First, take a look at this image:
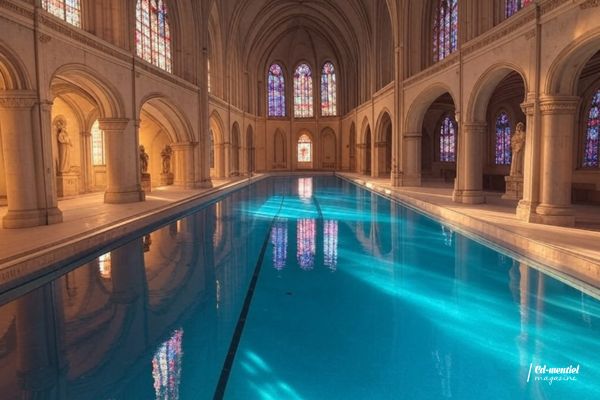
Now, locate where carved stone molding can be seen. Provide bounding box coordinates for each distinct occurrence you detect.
[539,96,580,115]
[520,101,535,116]
[462,123,487,134]
[0,91,37,108]
[580,0,600,9]
[98,118,129,132]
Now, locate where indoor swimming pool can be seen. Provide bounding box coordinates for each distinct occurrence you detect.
[0,176,598,399]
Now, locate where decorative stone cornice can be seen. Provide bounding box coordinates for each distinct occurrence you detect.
[0,91,37,108]
[403,132,422,138]
[462,122,487,134]
[539,96,580,115]
[520,101,535,116]
[98,118,129,132]
[580,0,600,9]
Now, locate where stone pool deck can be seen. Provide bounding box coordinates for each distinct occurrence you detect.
[337,173,600,293]
[1,171,599,300]
[0,176,263,299]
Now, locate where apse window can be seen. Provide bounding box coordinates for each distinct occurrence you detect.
[297,134,312,163]
[268,63,286,117]
[294,63,314,118]
[321,62,337,116]
[42,0,81,27]
[136,0,172,73]
[90,120,105,166]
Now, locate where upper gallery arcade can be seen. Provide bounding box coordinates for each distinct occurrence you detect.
[0,0,599,229]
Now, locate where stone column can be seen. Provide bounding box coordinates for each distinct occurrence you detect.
[517,100,540,221]
[453,122,486,204]
[0,91,63,228]
[402,132,422,186]
[197,48,213,188]
[98,118,145,204]
[534,96,579,226]
[171,142,197,189]
[358,143,368,175]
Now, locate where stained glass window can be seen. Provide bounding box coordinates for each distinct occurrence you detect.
[136,0,172,73]
[271,220,288,270]
[583,89,600,168]
[152,329,183,399]
[433,0,458,62]
[294,63,313,118]
[495,112,512,165]
[506,0,533,18]
[439,115,456,162]
[90,120,105,165]
[297,219,316,270]
[321,62,337,116]
[268,64,285,117]
[297,134,312,163]
[42,0,81,27]
[323,220,338,271]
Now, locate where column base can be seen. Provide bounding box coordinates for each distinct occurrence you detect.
[104,188,145,204]
[535,203,575,227]
[516,200,539,222]
[453,190,485,204]
[2,207,63,229]
[198,178,213,189]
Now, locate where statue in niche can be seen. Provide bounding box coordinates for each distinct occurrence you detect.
[56,118,73,174]
[161,145,173,174]
[510,122,526,177]
[139,145,149,174]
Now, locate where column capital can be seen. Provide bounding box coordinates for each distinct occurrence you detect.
[539,95,580,115]
[0,90,37,109]
[462,122,487,133]
[170,141,198,150]
[98,118,129,132]
[520,101,535,116]
[403,131,421,138]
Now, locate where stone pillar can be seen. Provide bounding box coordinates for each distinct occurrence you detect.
[358,143,368,175]
[517,99,539,221]
[453,122,486,204]
[197,47,213,188]
[534,96,579,226]
[171,142,197,189]
[0,91,63,228]
[98,118,145,204]
[402,132,422,186]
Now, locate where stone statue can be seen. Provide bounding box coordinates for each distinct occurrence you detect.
[510,122,526,177]
[161,145,173,174]
[139,145,149,174]
[56,118,72,173]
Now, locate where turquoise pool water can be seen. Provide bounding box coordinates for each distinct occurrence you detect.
[0,176,598,399]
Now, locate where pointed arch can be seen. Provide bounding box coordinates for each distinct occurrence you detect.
[268,63,286,117]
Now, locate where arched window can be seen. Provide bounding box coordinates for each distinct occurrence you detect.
[209,131,215,169]
[439,115,457,162]
[90,120,105,165]
[433,0,458,62]
[321,62,337,116]
[506,0,533,18]
[42,0,81,27]
[136,0,172,72]
[208,59,211,93]
[495,112,512,165]
[294,63,313,118]
[583,89,600,168]
[297,134,312,163]
[268,64,285,117]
